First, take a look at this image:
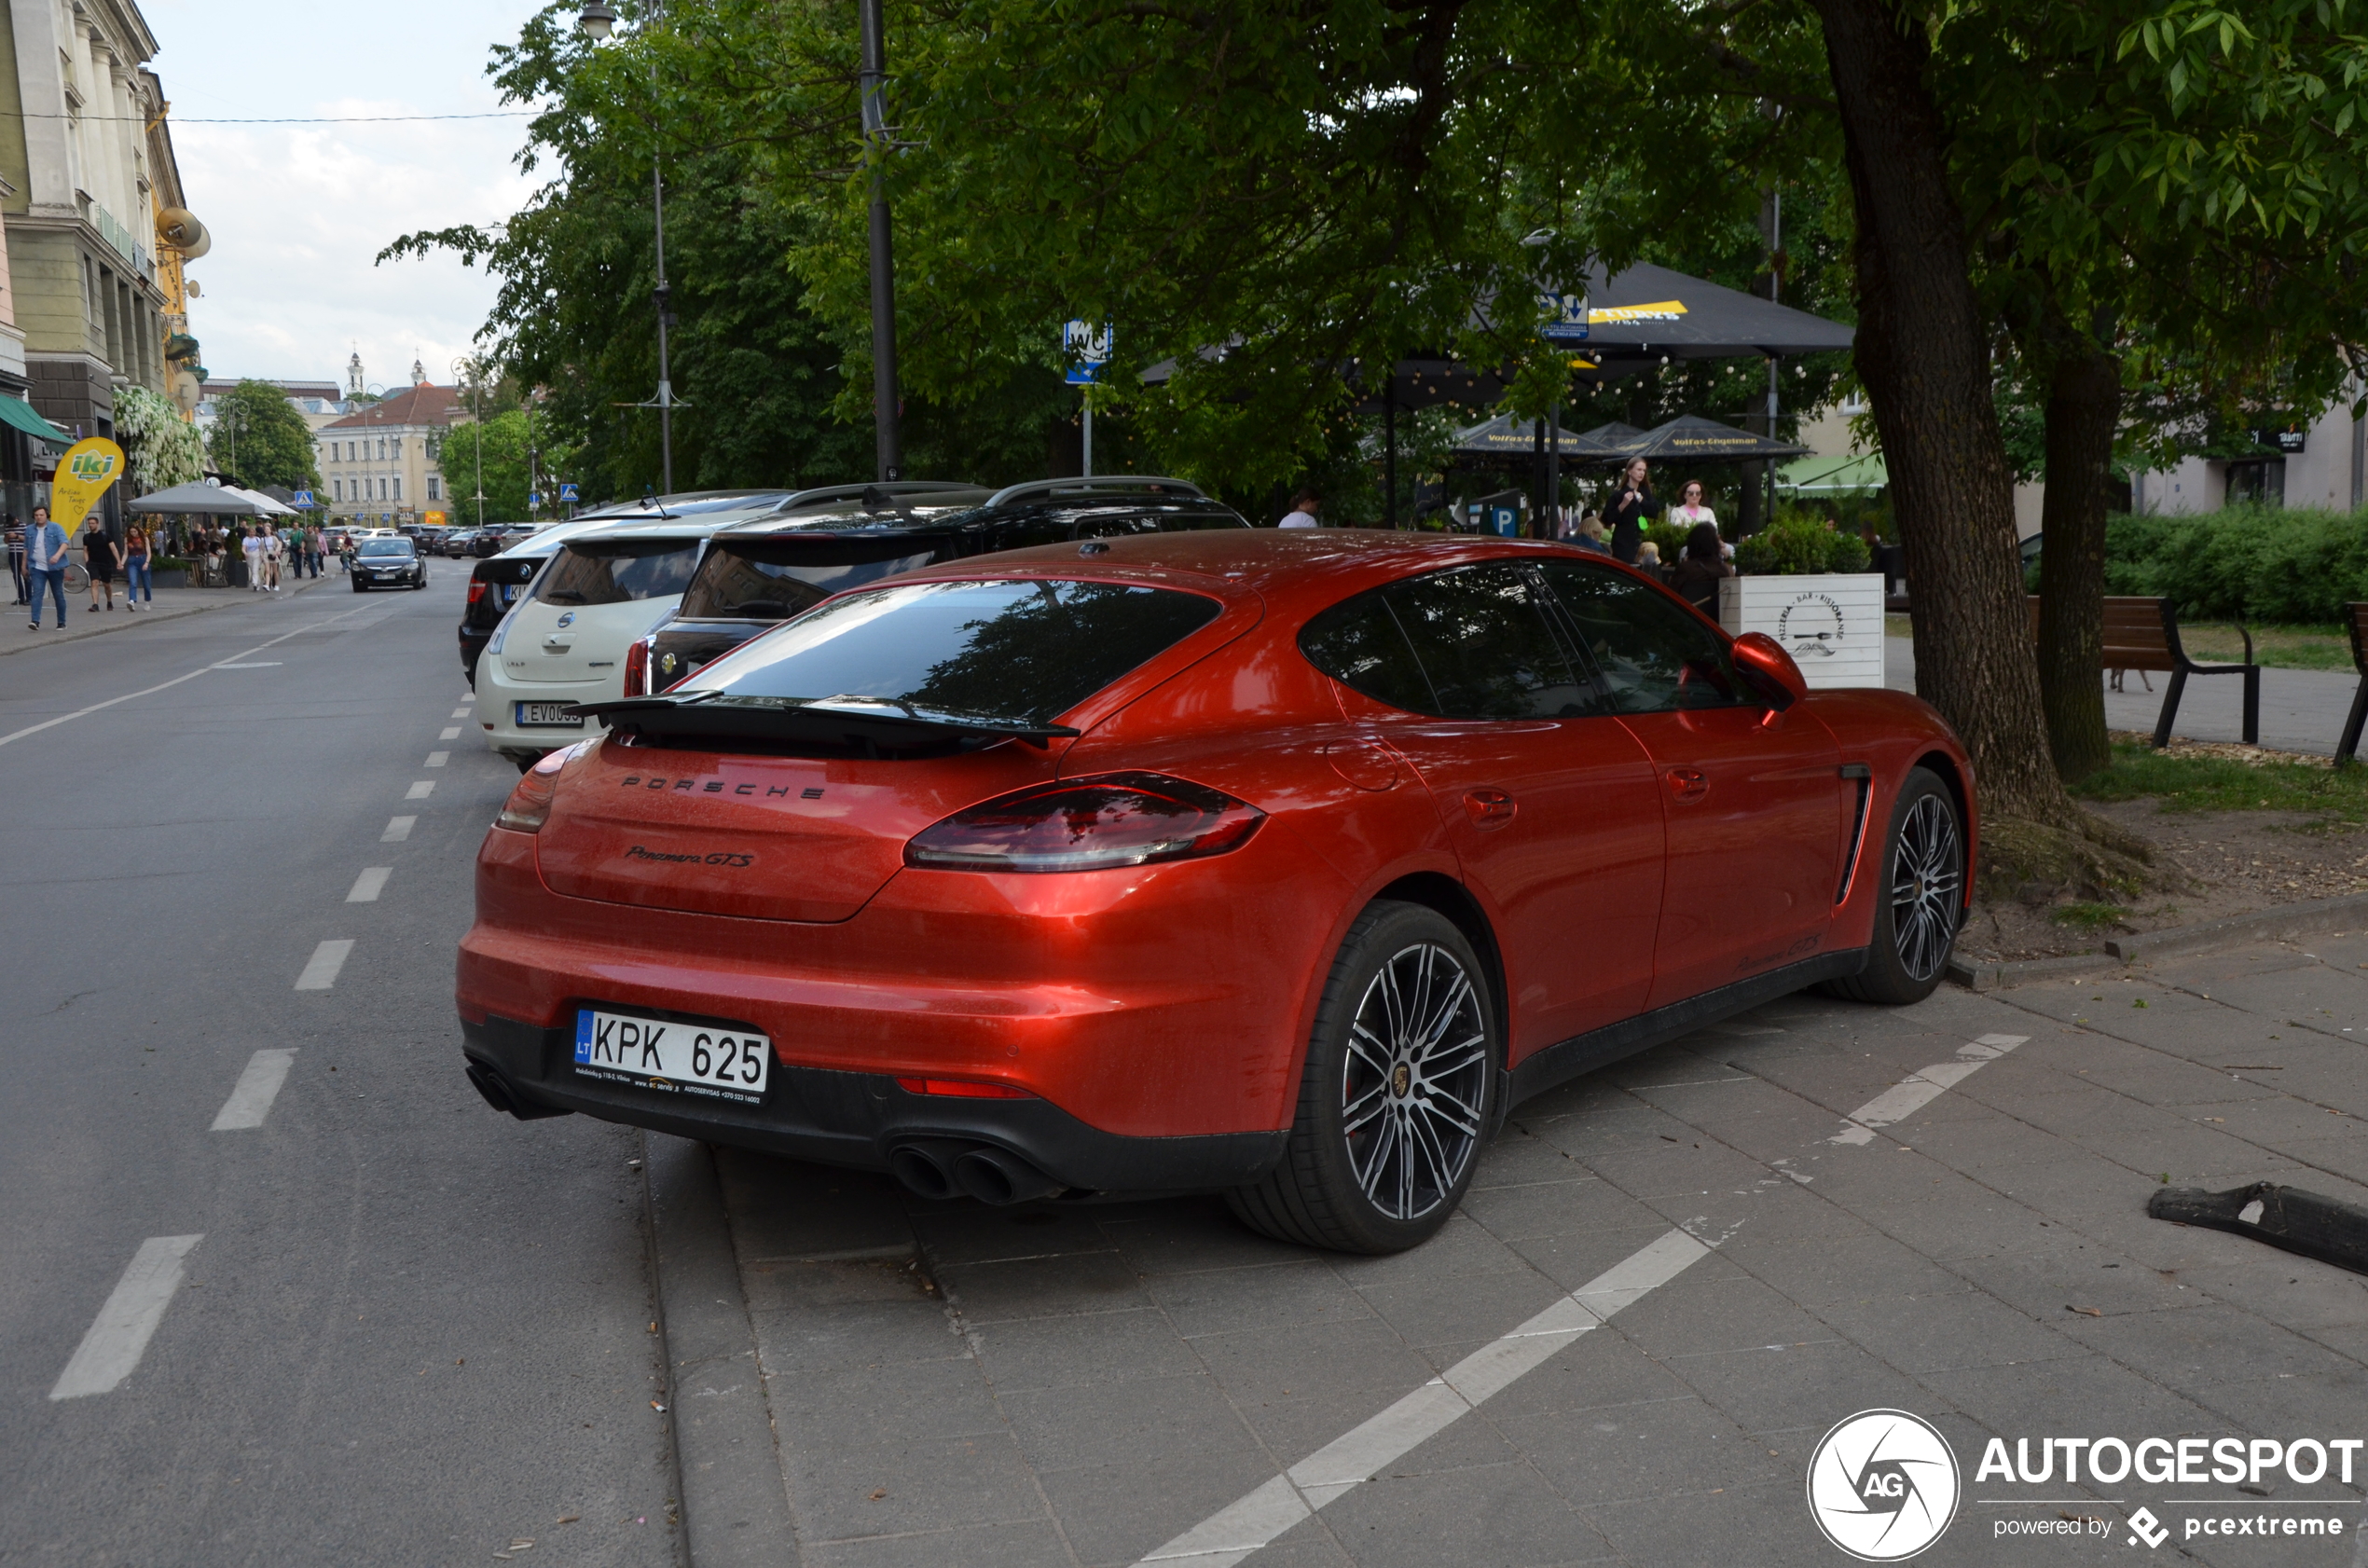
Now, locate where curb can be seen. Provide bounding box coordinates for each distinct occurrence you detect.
[0,574,337,657]
[1948,889,2368,991]
[645,1133,800,1568]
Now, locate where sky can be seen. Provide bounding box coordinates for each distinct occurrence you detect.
[143,0,550,392]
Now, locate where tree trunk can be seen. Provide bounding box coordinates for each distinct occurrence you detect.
[1812,0,2073,824]
[2033,332,2120,782]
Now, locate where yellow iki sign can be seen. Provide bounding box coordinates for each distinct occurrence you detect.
[51,437,125,536]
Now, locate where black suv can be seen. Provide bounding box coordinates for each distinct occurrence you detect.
[633,477,1247,694]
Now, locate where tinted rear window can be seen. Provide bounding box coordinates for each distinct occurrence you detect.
[686,578,1221,724]
[680,538,943,621]
[535,539,702,606]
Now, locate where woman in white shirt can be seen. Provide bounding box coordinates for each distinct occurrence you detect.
[1671,480,1717,534]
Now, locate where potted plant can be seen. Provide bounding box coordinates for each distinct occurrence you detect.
[1719,515,1884,689]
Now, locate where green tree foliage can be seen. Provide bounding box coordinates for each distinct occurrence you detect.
[205,379,321,492]
[433,409,581,526]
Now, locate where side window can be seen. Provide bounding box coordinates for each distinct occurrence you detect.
[1535,558,1751,713]
[1072,513,1161,540]
[1301,562,1602,721]
[985,518,1071,553]
[1300,593,1436,714]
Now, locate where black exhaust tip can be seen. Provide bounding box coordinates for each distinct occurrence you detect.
[888,1140,967,1200]
[953,1147,1066,1206]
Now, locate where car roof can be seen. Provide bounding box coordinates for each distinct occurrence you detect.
[882,528,1631,608]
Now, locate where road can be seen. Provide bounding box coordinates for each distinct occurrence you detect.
[0,575,678,1565]
[7,574,2367,1568]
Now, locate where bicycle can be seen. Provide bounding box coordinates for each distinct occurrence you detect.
[61,561,88,596]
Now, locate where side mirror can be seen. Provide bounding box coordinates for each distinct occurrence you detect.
[1731,631,1809,711]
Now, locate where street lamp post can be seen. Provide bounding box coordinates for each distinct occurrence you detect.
[578,0,678,494]
[859,0,902,481]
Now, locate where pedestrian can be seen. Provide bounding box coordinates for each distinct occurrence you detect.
[1634,539,1665,579]
[122,520,151,610]
[1670,480,1717,535]
[1276,488,1321,529]
[83,521,120,612]
[263,524,285,592]
[308,525,325,579]
[5,515,22,605]
[1604,458,1659,565]
[1572,512,1613,556]
[24,505,65,629]
[241,524,263,590]
[1669,521,1735,615]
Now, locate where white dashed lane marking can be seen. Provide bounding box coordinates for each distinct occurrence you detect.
[380,816,415,843]
[50,1235,203,1399]
[294,940,353,991]
[438,726,461,740]
[449,707,471,719]
[346,867,391,903]
[1135,1226,1716,1566]
[425,751,449,767]
[405,781,434,800]
[211,1049,296,1131]
[1830,1033,2030,1145]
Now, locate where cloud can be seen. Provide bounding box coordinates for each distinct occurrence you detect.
[145,0,548,389]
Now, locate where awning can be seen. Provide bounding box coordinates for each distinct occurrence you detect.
[1778,451,1888,493]
[0,394,70,450]
[1545,264,1857,361]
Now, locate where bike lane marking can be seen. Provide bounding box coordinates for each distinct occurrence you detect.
[1134,1225,1717,1566]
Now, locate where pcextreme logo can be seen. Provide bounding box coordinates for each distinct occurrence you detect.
[1808,1410,1962,1561]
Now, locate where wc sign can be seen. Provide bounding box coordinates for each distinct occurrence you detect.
[1064,319,1112,384]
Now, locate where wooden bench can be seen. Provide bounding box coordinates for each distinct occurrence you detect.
[2030,595,2258,748]
[2338,604,2368,766]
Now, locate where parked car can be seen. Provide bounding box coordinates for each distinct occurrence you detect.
[455,496,787,687]
[633,476,1244,695]
[469,494,821,766]
[442,529,483,557]
[458,530,1975,1253]
[350,535,427,591]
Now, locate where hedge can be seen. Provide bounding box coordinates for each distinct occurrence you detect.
[2097,505,2368,625]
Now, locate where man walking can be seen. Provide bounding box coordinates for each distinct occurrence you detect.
[25,506,65,629]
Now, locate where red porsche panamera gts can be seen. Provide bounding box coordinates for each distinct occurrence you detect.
[458,530,1974,1253]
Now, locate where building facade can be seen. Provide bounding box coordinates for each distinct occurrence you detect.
[318,364,462,526]
[0,0,191,446]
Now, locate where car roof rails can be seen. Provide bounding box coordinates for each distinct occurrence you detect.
[773,480,987,515]
[980,475,1209,509]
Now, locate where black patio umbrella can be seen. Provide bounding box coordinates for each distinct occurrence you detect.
[1608,414,1810,461]
[1449,413,1615,460]
[1544,263,1856,364]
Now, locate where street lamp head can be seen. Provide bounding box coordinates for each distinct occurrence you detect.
[576,1,617,39]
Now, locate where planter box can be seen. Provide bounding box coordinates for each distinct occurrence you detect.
[1718,572,1887,690]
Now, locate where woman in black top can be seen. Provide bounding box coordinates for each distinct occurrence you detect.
[1668,521,1734,615]
[1604,458,1659,565]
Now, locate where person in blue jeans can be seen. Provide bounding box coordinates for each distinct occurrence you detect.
[123,522,152,608]
[25,506,65,629]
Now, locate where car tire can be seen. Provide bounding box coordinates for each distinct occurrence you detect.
[351,583,365,593]
[1227,901,1498,1254]
[1821,766,1964,1006]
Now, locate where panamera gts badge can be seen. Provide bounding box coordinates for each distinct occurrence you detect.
[626,845,754,867]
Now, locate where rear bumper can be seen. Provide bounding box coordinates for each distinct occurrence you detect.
[473,659,604,755]
[461,1011,1285,1192]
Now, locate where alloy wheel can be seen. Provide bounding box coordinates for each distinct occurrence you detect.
[1341,942,1489,1221]
[1890,793,1962,983]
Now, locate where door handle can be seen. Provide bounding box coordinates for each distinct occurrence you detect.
[1462,789,1517,829]
[1664,767,1709,803]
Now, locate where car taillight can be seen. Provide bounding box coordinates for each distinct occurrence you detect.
[894,1076,1037,1099]
[466,581,488,605]
[624,637,651,697]
[495,745,576,832]
[905,772,1263,873]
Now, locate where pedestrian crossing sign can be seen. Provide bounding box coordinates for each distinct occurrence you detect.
[294,489,314,507]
